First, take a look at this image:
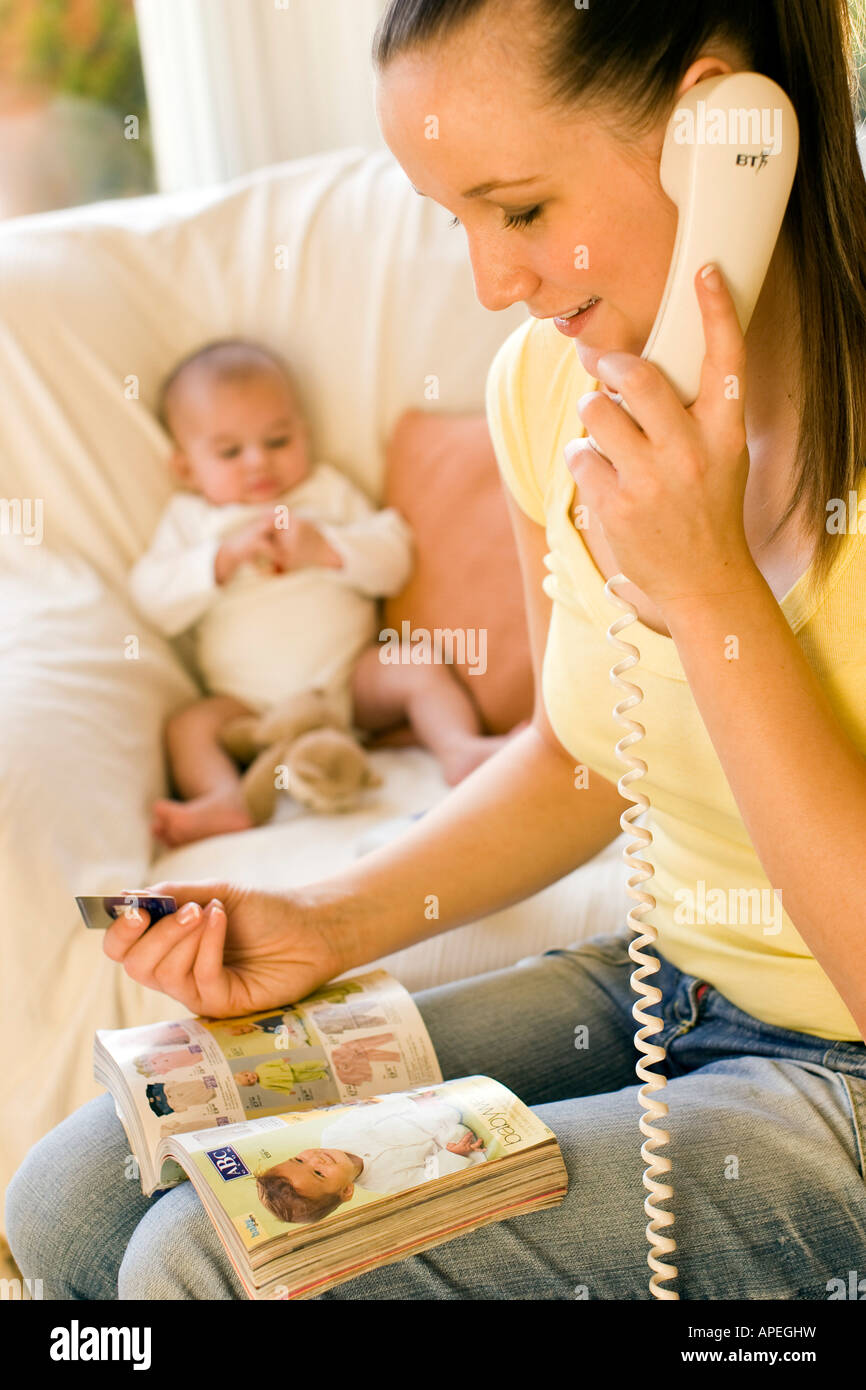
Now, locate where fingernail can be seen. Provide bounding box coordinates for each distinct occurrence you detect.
[564,438,587,466]
[177,903,201,925]
[701,264,722,291]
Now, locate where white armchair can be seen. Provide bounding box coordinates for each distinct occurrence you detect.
[0,147,630,1205]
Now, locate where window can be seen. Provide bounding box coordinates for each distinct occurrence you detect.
[0,0,154,218]
[852,0,866,124]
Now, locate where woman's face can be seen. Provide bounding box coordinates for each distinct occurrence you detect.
[376,20,729,380]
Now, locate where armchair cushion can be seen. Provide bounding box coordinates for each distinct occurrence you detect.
[382,410,533,735]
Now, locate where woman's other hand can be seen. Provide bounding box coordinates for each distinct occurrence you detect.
[565,263,757,618]
[102,881,349,1017]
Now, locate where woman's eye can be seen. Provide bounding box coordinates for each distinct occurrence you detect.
[448,206,542,231]
[502,206,542,230]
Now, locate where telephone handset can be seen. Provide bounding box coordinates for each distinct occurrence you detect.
[582,71,799,1299]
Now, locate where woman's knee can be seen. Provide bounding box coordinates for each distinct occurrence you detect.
[5,1150,46,1286]
[5,1092,140,1299]
[118,1188,246,1301]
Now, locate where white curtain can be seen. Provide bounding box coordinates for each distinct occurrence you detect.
[134,0,390,192]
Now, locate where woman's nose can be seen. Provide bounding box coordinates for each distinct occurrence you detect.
[464,234,538,313]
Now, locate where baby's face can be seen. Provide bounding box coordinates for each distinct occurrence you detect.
[267,1148,362,1199]
[170,368,312,505]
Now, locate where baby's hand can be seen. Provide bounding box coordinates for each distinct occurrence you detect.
[446,1132,485,1158]
[215,514,281,584]
[272,513,343,572]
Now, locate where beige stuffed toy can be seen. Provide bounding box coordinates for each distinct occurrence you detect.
[218,689,382,823]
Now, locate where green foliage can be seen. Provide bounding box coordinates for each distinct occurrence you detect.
[6,0,148,117]
[851,0,866,123]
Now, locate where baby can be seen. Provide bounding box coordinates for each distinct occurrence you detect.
[130,339,521,846]
[255,1091,487,1224]
[233,1058,330,1093]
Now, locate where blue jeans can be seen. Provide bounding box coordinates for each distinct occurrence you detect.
[7,930,866,1300]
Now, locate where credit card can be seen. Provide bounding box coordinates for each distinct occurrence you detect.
[75,894,178,930]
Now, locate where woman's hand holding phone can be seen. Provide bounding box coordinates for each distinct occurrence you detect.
[101,880,349,1018]
[565,264,758,619]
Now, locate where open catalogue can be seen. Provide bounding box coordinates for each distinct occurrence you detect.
[94,969,568,1299]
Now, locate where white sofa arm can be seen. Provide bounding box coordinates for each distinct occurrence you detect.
[0,548,199,1203]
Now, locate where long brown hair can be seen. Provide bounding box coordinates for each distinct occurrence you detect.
[373,0,866,590]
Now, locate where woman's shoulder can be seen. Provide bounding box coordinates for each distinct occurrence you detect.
[485,314,597,526]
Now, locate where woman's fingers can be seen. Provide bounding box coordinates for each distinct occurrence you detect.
[110,881,232,951]
[134,880,227,908]
[590,351,688,460]
[563,436,617,517]
[103,898,207,970]
[691,264,748,448]
[126,900,232,1016]
[191,903,233,1009]
[148,903,225,1008]
[575,388,648,465]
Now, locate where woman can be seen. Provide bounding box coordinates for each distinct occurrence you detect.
[7,0,866,1300]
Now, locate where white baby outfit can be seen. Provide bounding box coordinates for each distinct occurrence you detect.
[320,1093,487,1195]
[129,462,413,721]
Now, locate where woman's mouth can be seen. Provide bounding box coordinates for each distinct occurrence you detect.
[552,296,601,337]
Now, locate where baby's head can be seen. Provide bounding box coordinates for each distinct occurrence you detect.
[255,1148,363,1224]
[157,339,312,505]
[233,1070,261,1086]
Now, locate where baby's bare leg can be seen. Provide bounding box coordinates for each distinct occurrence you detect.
[152,695,255,847]
[350,644,527,786]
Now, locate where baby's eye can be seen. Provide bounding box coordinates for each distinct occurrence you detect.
[266,436,291,449]
[218,446,241,460]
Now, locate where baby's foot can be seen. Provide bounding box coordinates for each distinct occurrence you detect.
[439,720,530,787]
[151,792,254,848]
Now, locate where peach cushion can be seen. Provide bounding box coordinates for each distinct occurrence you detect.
[382,410,533,735]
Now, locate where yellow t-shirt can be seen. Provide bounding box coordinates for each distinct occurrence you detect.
[486,313,866,1041]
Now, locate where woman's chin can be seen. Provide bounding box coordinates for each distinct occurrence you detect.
[574,342,606,380]
[575,336,645,383]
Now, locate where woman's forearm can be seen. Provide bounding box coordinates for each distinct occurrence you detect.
[664,568,866,1040]
[301,724,625,971]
